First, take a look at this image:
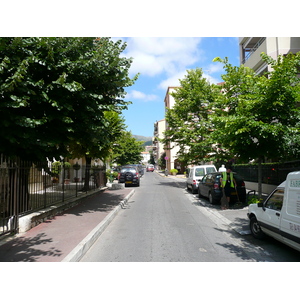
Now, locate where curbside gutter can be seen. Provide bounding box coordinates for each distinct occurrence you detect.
[62,189,135,262]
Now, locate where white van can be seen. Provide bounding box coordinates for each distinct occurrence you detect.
[248,171,300,252]
[186,165,217,194]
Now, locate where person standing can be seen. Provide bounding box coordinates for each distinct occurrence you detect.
[220,165,236,210]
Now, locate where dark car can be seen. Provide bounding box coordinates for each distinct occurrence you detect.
[130,164,144,177]
[198,172,246,204]
[118,166,140,187]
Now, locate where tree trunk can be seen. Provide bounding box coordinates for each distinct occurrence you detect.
[257,157,263,199]
[83,155,92,191]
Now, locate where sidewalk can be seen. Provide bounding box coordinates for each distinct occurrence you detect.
[0,188,134,262]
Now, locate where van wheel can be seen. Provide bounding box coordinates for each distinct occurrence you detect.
[250,216,265,239]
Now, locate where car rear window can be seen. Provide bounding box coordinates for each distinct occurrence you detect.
[195,168,205,176]
[206,167,216,174]
[121,168,136,173]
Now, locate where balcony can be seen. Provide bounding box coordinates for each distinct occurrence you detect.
[241,37,266,64]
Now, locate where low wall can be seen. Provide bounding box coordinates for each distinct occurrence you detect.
[245,181,277,195]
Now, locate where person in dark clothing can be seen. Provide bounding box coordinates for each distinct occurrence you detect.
[220,165,236,210]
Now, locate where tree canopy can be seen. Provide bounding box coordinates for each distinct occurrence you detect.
[0,37,138,162]
[163,68,218,165]
[111,131,144,166]
[212,54,300,163]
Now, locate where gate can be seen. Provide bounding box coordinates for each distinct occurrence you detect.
[0,155,19,235]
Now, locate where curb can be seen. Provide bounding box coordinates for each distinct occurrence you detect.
[62,189,135,262]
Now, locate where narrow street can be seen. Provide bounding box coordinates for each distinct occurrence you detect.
[80,172,262,262]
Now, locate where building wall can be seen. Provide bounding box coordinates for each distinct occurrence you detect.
[164,87,180,171]
[240,37,300,74]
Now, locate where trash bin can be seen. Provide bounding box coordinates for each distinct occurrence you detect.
[165,169,168,176]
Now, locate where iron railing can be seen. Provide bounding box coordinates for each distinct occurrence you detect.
[0,155,106,236]
[234,160,300,185]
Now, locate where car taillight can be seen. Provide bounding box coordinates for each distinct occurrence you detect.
[193,180,197,185]
[241,182,245,187]
[214,183,219,189]
[118,173,121,179]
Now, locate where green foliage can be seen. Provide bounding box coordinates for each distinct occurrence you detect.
[170,168,178,175]
[247,196,263,205]
[212,53,300,163]
[111,131,144,166]
[0,37,137,161]
[106,169,118,183]
[163,68,218,165]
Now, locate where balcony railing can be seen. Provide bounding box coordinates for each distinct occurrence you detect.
[242,37,266,64]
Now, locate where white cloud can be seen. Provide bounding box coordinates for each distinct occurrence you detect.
[158,70,187,90]
[123,37,203,77]
[126,90,159,102]
[158,69,221,89]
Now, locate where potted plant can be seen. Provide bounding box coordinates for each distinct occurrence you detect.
[51,161,62,183]
[106,169,118,183]
[63,162,71,184]
[170,168,178,176]
[72,163,81,182]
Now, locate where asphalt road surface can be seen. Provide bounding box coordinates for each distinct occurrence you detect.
[80,171,261,262]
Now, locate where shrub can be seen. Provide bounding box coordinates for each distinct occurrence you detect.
[170,168,178,175]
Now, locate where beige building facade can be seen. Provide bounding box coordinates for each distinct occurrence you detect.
[239,37,300,75]
[153,119,166,168]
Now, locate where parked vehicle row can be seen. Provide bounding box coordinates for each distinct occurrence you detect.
[186,164,246,204]
[186,165,217,193]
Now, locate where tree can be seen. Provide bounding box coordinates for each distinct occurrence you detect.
[212,54,300,196]
[111,131,144,166]
[0,37,137,162]
[163,68,217,165]
[0,37,138,198]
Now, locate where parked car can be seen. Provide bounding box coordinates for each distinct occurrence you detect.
[198,172,246,204]
[131,164,144,177]
[118,166,140,187]
[146,164,154,172]
[247,171,300,252]
[186,165,217,194]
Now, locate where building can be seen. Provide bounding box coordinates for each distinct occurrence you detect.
[140,151,150,164]
[239,37,300,75]
[153,119,166,168]
[163,87,183,172]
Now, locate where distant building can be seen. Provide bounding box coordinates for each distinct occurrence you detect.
[153,119,166,168]
[163,87,183,172]
[141,151,150,164]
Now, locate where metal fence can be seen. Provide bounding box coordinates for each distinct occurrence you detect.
[234,160,300,185]
[0,155,106,236]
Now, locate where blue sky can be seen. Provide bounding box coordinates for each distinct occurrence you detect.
[114,37,240,137]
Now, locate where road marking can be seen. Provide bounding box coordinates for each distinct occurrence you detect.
[199,247,207,252]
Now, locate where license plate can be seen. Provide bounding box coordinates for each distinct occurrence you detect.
[231,191,237,195]
[125,181,132,184]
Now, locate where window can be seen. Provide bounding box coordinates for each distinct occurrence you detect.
[195,168,205,176]
[265,189,284,211]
